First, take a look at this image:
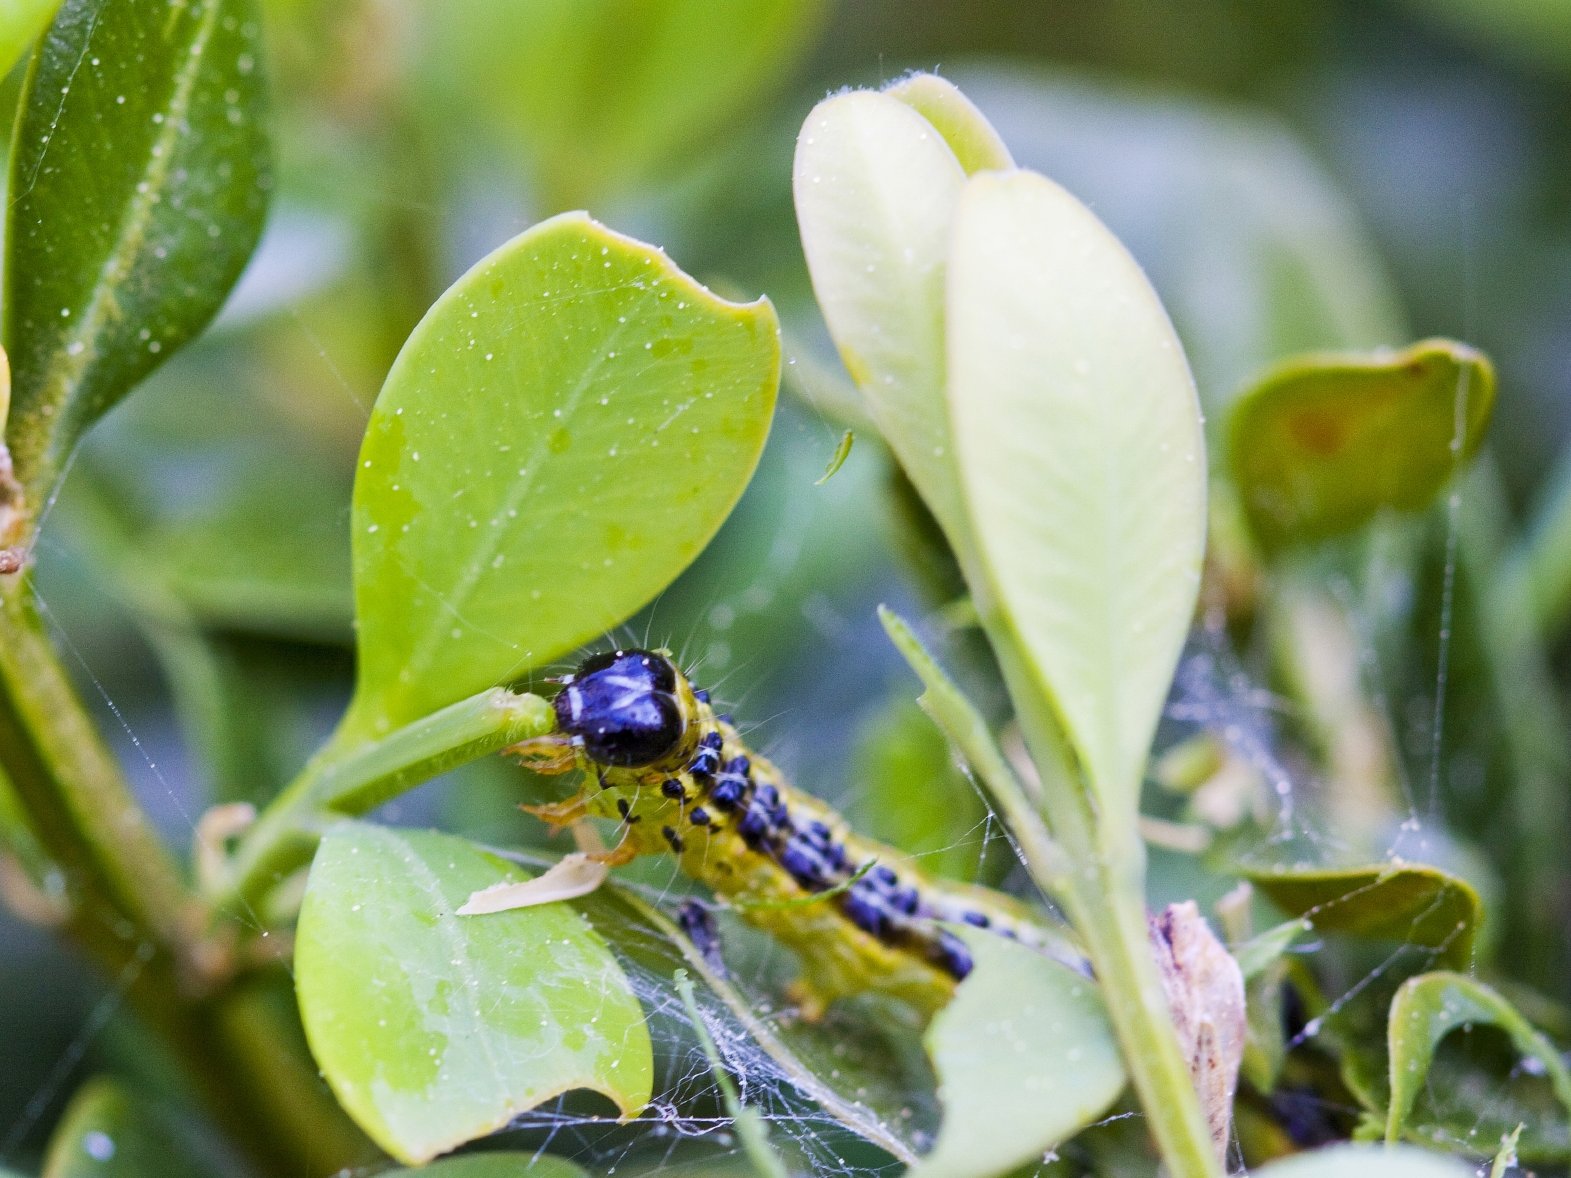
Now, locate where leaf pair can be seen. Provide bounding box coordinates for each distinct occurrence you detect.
[796,73,1206,815]
[797,76,1209,1173]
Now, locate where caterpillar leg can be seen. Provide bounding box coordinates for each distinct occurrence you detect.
[505,733,577,774]
[521,796,592,831]
[586,836,641,868]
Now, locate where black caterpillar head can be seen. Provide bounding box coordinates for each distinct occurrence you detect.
[554,649,686,767]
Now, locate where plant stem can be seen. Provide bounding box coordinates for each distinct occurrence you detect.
[995,635,1223,1178]
[1057,823,1222,1178]
[0,573,192,952]
[0,569,372,1175]
[224,686,554,912]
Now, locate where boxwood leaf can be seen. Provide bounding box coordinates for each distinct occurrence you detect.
[1250,1143,1474,1178]
[794,88,971,552]
[910,929,1124,1178]
[946,170,1206,810]
[1241,862,1480,970]
[1385,971,1571,1146]
[347,212,777,737]
[4,0,271,501]
[295,823,652,1165]
[41,1078,208,1178]
[883,73,1014,175]
[1228,339,1494,554]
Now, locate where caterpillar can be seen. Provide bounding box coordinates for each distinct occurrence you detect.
[513,648,1074,1019]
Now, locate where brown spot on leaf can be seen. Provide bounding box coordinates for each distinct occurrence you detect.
[1286,409,1345,456]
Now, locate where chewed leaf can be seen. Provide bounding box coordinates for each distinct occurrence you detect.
[910,930,1124,1178]
[1228,338,1494,553]
[295,823,651,1165]
[946,170,1207,811]
[4,0,271,500]
[458,852,607,914]
[1241,862,1481,970]
[348,211,777,736]
[1250,1143,1475,1178]
[1385,971,1571,1146]
[41,1078,207,1178]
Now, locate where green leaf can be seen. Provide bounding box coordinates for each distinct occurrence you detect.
[41,1078,208,1178]
[910,930,1124,1178]
[1491,1125,1524,1178]
[794,87,971,552]
[814,427,853,485]
[1385,971,1571,1146]
[294,823,652,1165]
[1231,917,1312,982]
[0,0,57,80]
[419,0,827,208]
[1249,1143,1475,1178]
[884,73,1014,174]
[848,694,987,882]
[1241,862,1481,970]
[381,1154,590,1178]
[946,169,1207,810]
[1228,339,1495,554]
[4,0,271,500]
[877,604,1072,898]
[347,211,778,736]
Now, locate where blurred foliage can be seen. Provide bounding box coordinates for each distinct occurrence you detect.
[3,0,1571,1176]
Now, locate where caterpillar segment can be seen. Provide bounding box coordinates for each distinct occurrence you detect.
[512,648,1076,1020]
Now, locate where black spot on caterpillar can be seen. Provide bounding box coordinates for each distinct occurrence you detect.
[515,648,1076,1019]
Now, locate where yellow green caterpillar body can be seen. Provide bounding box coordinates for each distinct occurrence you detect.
[516,648,1071,1019]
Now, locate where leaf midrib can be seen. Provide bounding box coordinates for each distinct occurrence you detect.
[23,0,222,487]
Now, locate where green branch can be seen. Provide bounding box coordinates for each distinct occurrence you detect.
[0,573,192,953]
[992,630,1223,1178]
[0,569,372,1175]
[223,686,554,912]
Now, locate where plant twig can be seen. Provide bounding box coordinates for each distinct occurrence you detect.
[992,631,1224,1178]
[224,686,554,911]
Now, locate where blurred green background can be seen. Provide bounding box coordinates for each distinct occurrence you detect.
[5,0,1571,1167]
